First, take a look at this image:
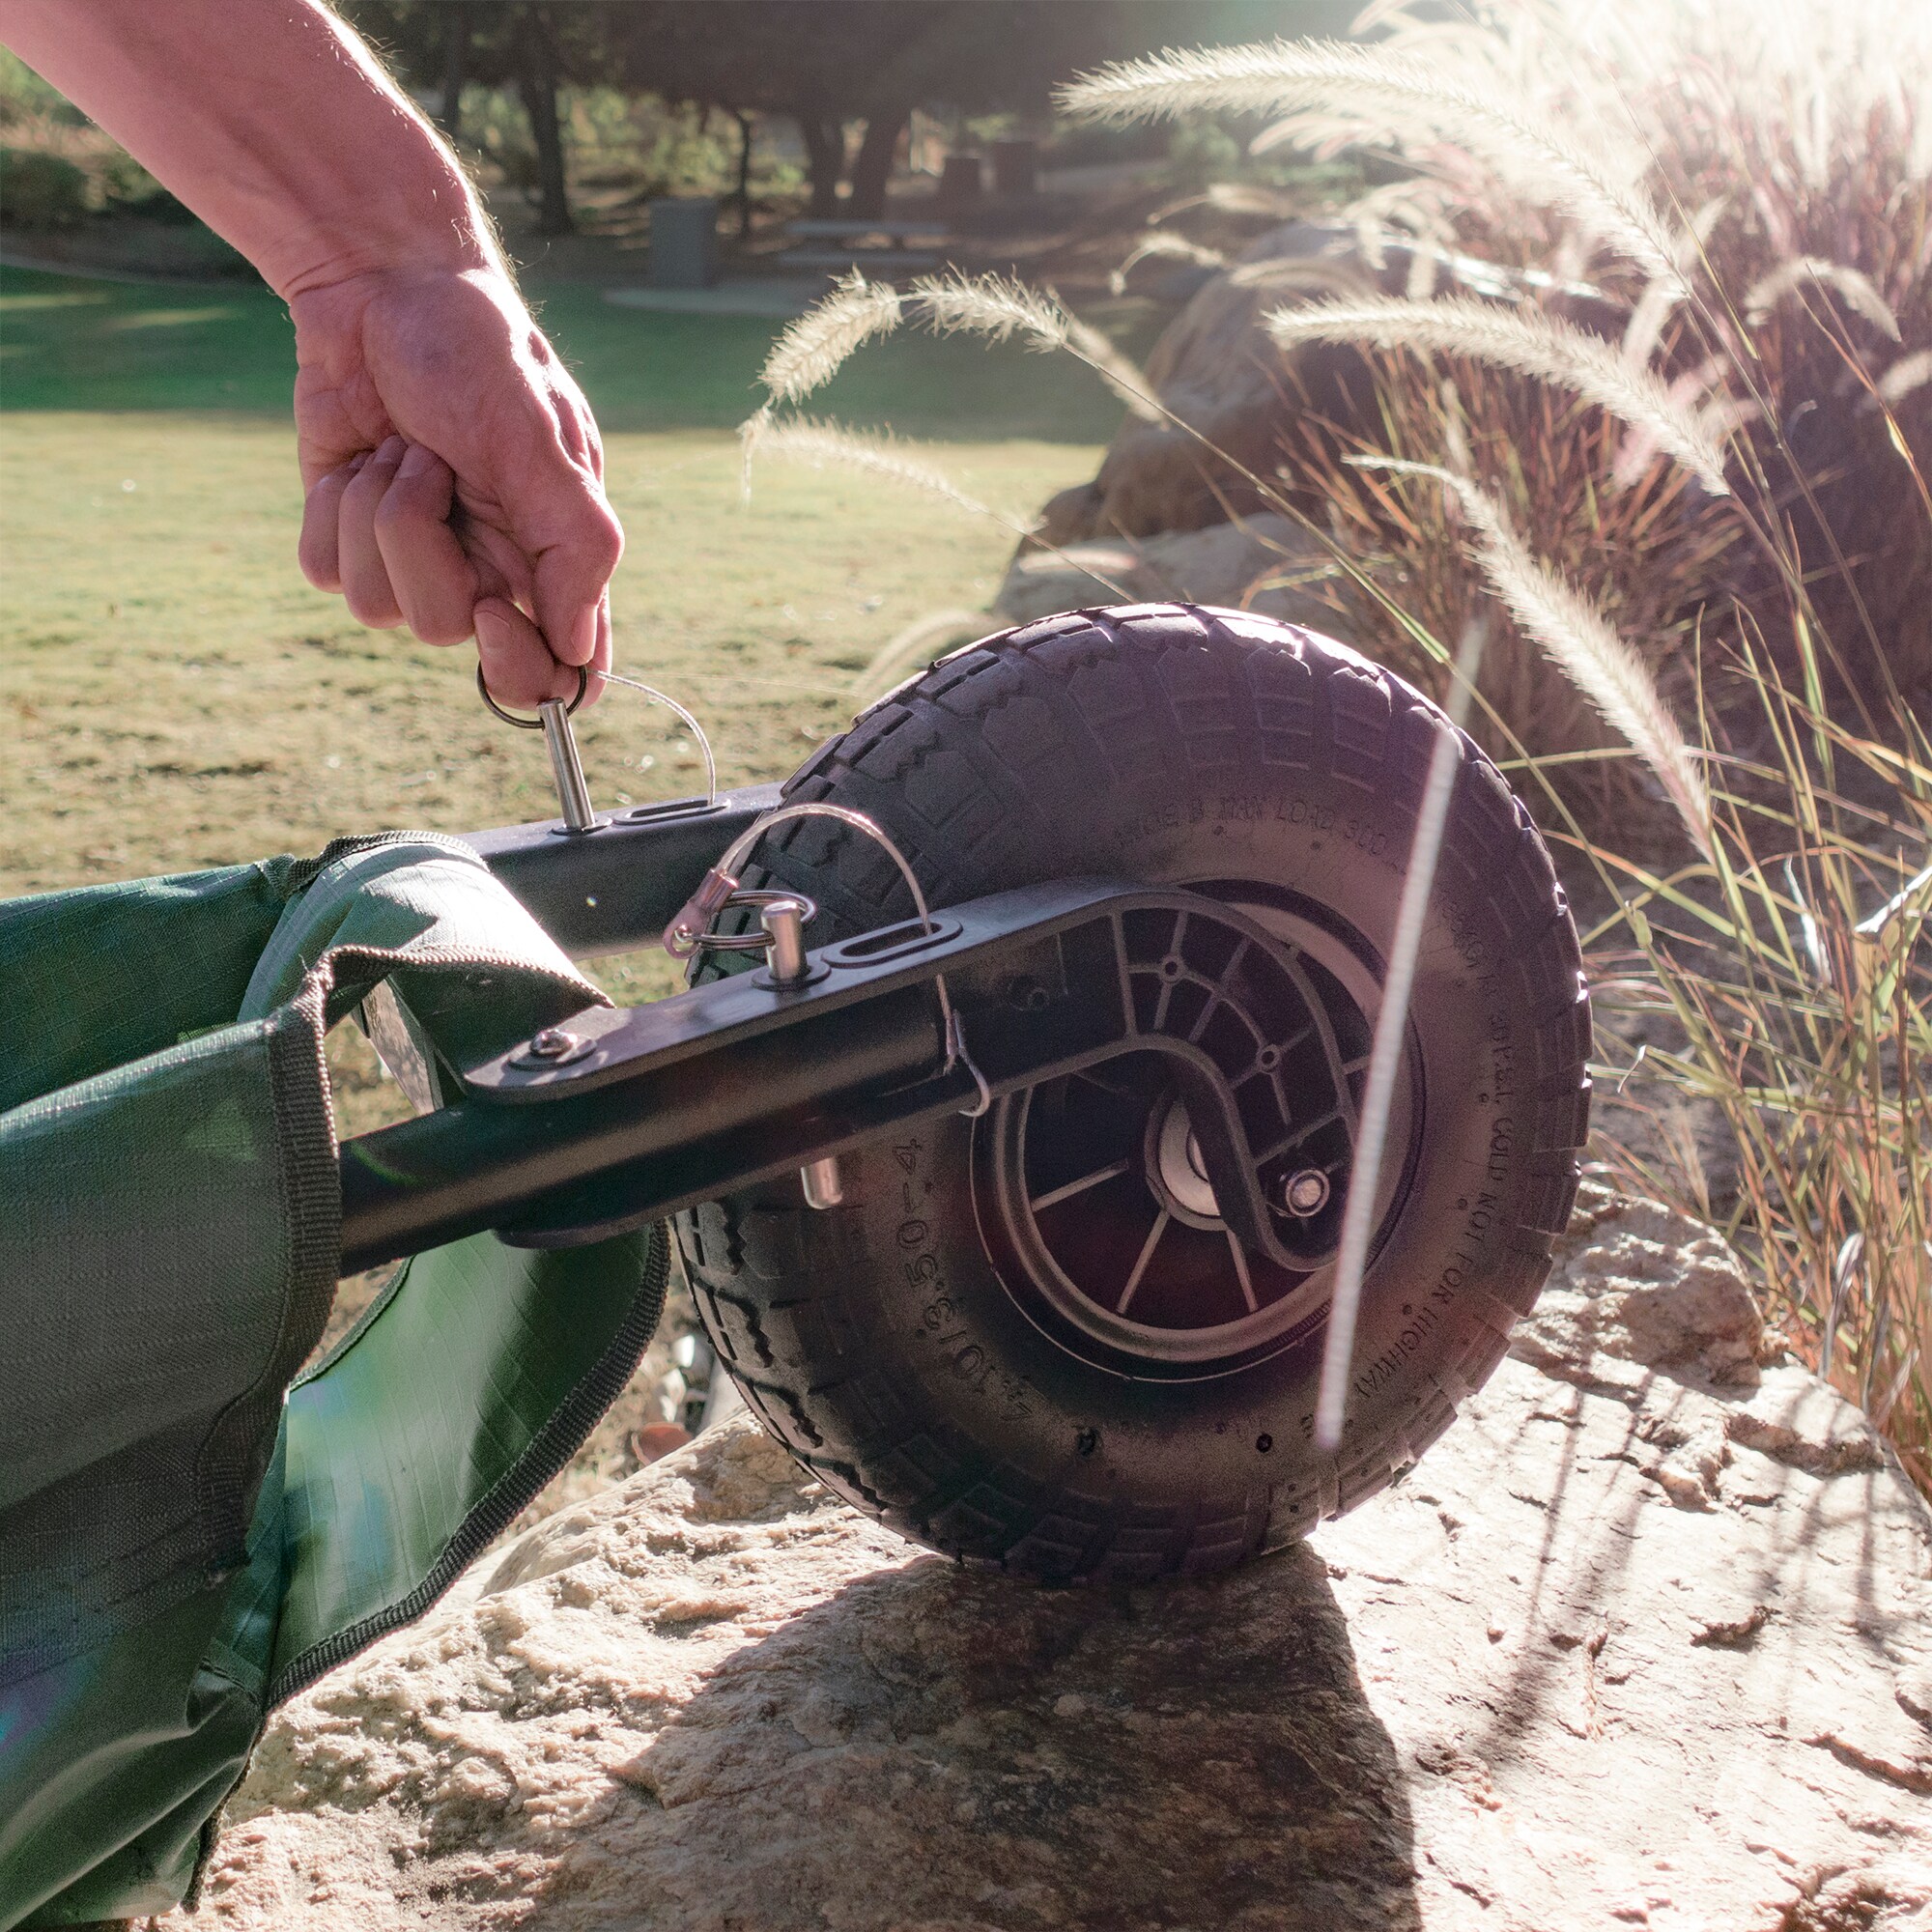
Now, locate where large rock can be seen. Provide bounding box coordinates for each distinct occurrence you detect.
[993,511,1344,632]
[1036,220,1382,549]
[170,1188,1932,1932]
[1035,220,1618,554]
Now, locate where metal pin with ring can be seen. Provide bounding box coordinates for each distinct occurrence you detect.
[476,664,599,834]
[756,895,845,1210]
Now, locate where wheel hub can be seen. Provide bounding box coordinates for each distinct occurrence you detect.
[973,888,1419,1379]
[1148,1097,1223,1230]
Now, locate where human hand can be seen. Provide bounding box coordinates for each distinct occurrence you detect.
[290,266,620,706]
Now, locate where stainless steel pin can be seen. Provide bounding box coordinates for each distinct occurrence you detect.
[800,1158,845,1209]
[538,696,598,833]
[760,898,842,1209]
[761,898,810,987]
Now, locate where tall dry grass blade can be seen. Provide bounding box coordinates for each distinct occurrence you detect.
[747,415,1139,609]
[1060,39,1686,292]
[756,270,904,408]
[748,417,994,520]
[1267,295,1734,494]
[1344,179,1459,269]
[908,271,1072,352]
[1316,619,1489,1452]
[1111,231,1229,296]
[737,406,770,505]
[1623,273,1686,368]
[1355,455,1717,857]
[852,610,990,700]
[1059,313,1162,423]
[1745,256,1902,341]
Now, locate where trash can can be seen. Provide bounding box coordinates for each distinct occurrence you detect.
[990,138,1040,197]
[937,154,984,206]
[647,195,719,288]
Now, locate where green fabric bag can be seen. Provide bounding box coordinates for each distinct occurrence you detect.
[0,836,668,1928]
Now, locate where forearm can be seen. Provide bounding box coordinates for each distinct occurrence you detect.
[0,0,500,296]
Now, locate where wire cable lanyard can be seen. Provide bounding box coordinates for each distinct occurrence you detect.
[476,664,719,834]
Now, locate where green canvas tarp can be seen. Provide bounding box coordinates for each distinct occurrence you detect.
[0,834,668,1927]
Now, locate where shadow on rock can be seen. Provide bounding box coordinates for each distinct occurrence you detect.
[593,1541,1420,1932]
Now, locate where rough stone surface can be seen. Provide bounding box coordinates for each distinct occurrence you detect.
[1034,220,1383,548]
[1512,1186,1773,1395]
[166,1190,1932,1932]
[1032,219,1619,555]
[993,511,1343,634]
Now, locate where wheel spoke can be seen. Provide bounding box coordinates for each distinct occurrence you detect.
[1189,939,1247,1041]
[1117,1208,1171,1314]
[1226,1231,1259,1313]
[1030,1159,1133,1214]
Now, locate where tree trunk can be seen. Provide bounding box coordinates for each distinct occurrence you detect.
[733,109,756,239]
[439,3,470,142]
[517,8,573,237]
[846,107,909,222]
[799,117,846,220]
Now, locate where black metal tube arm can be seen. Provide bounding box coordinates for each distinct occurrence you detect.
[335,881,1340,1279]
[339,983,945,1271]
[467,783,783,957]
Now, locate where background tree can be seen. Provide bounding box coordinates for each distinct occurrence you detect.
[346,1,1355,235]
[346,1,606,234]
[608,2,1349,222]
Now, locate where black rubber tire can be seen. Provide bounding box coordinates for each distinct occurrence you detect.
[675,605,1589,1581]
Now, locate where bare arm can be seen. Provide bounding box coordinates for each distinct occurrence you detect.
[0,0,618,702]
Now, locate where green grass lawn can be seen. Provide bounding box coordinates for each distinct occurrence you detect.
[0,265,1128,436]
[0,264,1111,900]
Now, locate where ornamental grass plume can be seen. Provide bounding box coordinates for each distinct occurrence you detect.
[1352,456,1715,857]
[1060,37,1686,292]
[1068,0,1932,704]
[748,417,994,522]
[1268,296,1734,494]
[745,270,1161,433]
[755,270,903,410]
[1744,258,1901,341]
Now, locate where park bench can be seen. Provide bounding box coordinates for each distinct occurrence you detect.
[777,213,950,275]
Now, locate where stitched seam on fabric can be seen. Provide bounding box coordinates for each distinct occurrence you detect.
[192,983,341,1569]
[291,1254,413,1390]
[266,1225,669,1707]
[273,831,484,901]
[318,941,611,1014]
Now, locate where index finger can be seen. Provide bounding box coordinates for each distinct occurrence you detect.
[531,491,624,670]
[490,384,622,668]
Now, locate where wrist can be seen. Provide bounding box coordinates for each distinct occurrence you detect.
[270,159,508,303]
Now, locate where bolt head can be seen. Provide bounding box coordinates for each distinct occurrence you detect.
[1283,1168,1331,1218]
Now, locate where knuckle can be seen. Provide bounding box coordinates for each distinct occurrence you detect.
[583,508,624,572]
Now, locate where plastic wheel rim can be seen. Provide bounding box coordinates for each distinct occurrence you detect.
[974,889,1421,1378]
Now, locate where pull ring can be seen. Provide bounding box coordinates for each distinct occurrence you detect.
[476,665,598,832]
[475,664,720,831]
[475,662,589,727]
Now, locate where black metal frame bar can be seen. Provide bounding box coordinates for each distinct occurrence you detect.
[467,784,782,957]
[338,832,1307,1273]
